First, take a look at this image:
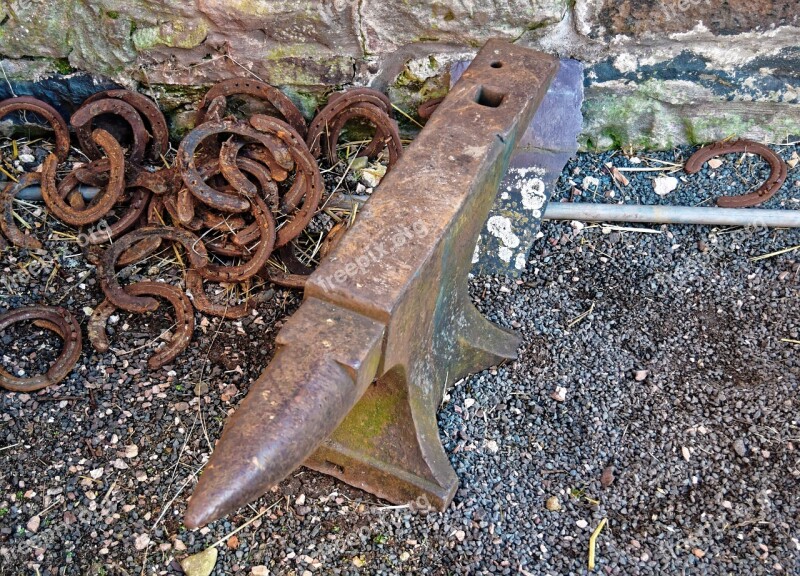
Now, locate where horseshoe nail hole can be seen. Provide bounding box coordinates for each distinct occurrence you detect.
[475,86,505,108]
[490,61,503,68]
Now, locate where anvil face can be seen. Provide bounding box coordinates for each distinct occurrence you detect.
[185,41,558,528]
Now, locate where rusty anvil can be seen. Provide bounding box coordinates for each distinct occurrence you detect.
[185,40,558,528]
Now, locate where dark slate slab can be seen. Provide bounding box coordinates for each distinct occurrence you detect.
[451,58,584,275]
[0,73,120,134]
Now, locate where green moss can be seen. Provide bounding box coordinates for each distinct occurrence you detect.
[345,390,397,443]
[0,4,71,58]
[263,44,356,87]
[264,44,319,60]
[394,68,418,89]
[280,87,318,119]
[331,378,404,453]
[686,114,754,144]
[53,58,73,75]
[269,58,353,87]
[683,118,700,145]
[580,85,679,149]
[132,21,208,51]
[600,127,626,149]
[53,58,75,75]
[582,83,800,150]
[105,10,119,19]
[525,20,551,32]
[395,57,442,93]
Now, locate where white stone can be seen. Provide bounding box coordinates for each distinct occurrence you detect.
[134,533,150,551]
[653,176,679,196]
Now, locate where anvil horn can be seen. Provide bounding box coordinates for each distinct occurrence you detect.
[185,299,384,528]
[186,40,558,528]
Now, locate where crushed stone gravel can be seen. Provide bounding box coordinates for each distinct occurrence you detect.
[1,143,798,575]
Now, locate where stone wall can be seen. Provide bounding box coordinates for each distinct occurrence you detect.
[0,0,797,149]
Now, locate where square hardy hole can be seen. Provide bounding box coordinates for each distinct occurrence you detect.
[475,85,505,108]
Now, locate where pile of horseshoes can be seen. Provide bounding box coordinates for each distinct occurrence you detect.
[0,80,402,390]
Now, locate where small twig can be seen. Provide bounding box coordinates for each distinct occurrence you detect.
[110,322,177,356]
[0,442,21,452]
[0,62,17,97]
[44,263,60,293]
[35,495,64,518]
[390,103,424,129]
[371,503,411,511]
[152,208,186,267]
[11,209,33,229]
[601,224,663,235]
[567,302,595,329]
[440,369,450,409]
[328,143,365,198]
[150,462,206,531]
[780,338,800,345]
[750,244,800,262]
[588,517,608,570]
[100,477,118,506]
[33,395,83,402]
[209,498,281,548]
[0,164,18,182]
[163,410,201,497]
[193,313,231,452]
[54,269,92,304]
[641,157,683,167]
[615,166,677,173]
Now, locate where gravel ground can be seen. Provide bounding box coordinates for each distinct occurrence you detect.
[1,143,799,575]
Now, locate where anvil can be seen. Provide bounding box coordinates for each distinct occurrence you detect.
[185,40,558,527]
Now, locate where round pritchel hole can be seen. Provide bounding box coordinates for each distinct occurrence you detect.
[490,61,503,68]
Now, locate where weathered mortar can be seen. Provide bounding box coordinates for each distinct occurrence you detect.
[0,0,797,148]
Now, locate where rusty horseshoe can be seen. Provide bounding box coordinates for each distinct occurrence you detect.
[195,78,307,138]
[71,98,151,166]
[82,89,170,162]
[41,129,126,226]
[685,139,788,208]
[100,226,208,313]
[88,281,195,369]
[248,114,324,247]
[0,96,70,162]
[197,195,276,283]
[0,305,82,392]
[178,120,293,213]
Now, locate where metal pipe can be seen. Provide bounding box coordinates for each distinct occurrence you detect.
[543,202,800,228]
